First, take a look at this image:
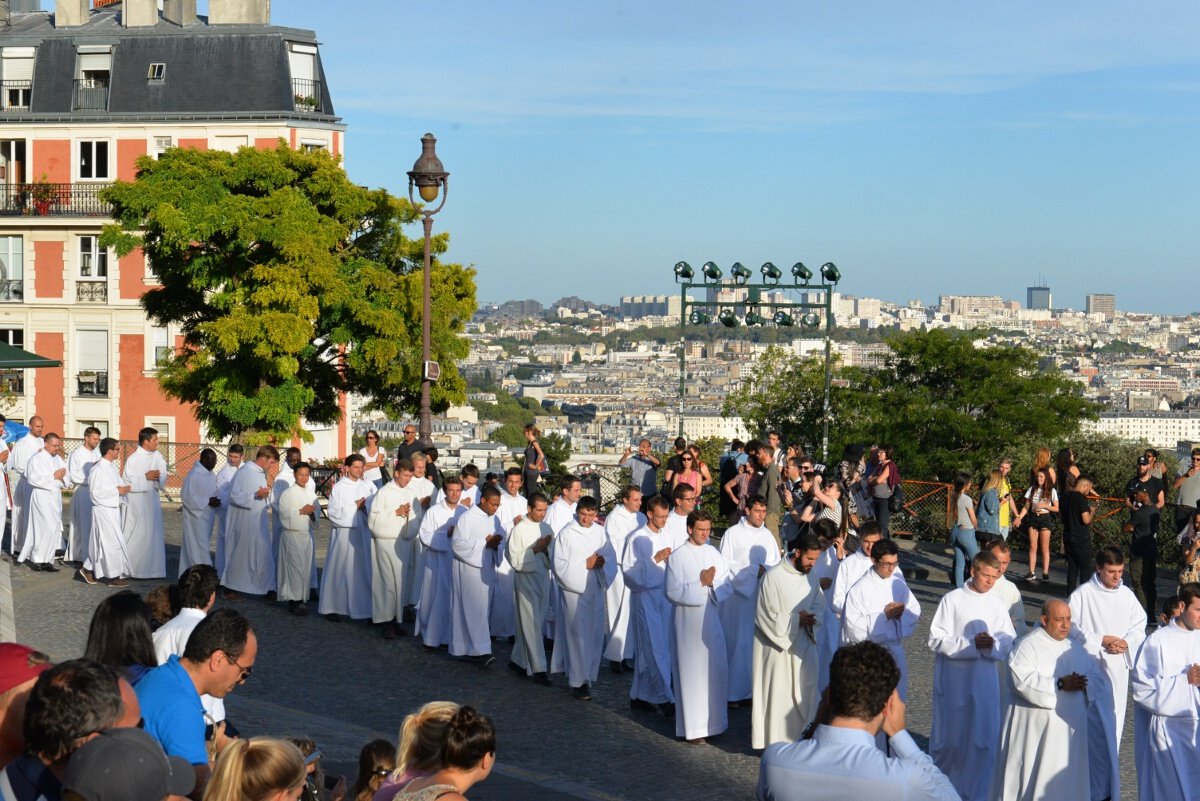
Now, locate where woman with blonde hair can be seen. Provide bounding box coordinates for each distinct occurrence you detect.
[204,737,306,801]
[975,469,1004,541]
[372,701,461,801]
[1030,447,1055,490]
[391,706,496,801]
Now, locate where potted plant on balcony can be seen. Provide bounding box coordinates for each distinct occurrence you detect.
[294,93,318,111]
[30,175,56,216]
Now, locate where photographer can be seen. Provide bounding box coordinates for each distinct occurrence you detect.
[1173,447,1200,535]
[1126,455,1165,620]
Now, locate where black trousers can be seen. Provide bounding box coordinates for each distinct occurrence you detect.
[1064,537,1094,592]
[872,496,892,538]
[1128,536,1158,622]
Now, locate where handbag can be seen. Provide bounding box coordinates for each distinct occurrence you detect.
[379,465,391,484]
[888,482,905,514]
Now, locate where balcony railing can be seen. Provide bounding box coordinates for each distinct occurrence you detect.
[292,78,322,113]
[1,81,31,111]
[0,183,113,217]
[0,279,22,302]
[76,281,108,303]
[0,370,23,395]
[73,79,109,111]
[76,371,108,397]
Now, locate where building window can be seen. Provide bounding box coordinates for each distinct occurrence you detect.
[78,141,110,180]
[78,236,107,279]
[1,47,34,110]
[0,329,23,347]
[0,236,22,302]
[74,49,111,111]
[75,420,109,437]
[76,329,108,397]
[151,326,171,367]
[147,63,165,81]
[152,136,172,159]
[300,141,327,152]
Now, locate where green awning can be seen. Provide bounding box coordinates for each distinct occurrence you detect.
[0,342,61,369]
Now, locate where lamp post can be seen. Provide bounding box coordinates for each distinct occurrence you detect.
[407,133,449,448]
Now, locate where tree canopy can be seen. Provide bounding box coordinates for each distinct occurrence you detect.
[101,143,475,444]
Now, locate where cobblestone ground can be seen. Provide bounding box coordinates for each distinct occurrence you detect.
[8,502,1160,800]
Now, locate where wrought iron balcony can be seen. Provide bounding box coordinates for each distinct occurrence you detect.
[292,78,322,112]
[0,370,23,395]
[0,81,31,111]
[0,280,22,302]
[76,281,108,303]
[0,183,114,217]
[73,79,109,111]
[76,371,108,397]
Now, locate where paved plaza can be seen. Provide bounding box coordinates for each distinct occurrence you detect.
[6,500,1166,800]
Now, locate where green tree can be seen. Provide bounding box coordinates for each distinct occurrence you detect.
[101,144,475,444]
[540,432,572,474]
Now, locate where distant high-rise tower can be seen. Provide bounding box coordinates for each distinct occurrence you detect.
[1086,294,1116,319]
[1027,286,1051,310]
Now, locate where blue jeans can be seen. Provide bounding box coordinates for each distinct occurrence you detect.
[951,526,978,588]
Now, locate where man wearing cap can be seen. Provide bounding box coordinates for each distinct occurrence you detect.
[63,727,194,801]
[0,644,51,770]
[1127,454,1165,620]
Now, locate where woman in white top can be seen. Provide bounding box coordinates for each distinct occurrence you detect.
[1015,466,1059,583]
[359,430,387,488]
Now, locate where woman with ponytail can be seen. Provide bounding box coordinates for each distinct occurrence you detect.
[389,706,496,801]
[203,737,306,801]
[372,701,460,801]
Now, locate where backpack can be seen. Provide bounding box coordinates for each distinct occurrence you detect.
[888,482,905,514]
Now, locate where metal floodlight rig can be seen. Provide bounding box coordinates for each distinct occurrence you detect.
[772,310,794,327]
[745,308,766,326]
[792,262,812,283]
[730,262,753,285]
[689,309,711,325]
[717,308,739,328]
[674,261,694,282]
[761,261,782,283]
[701,261,724,283]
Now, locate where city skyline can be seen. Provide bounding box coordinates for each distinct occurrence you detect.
[269,1,1200,316]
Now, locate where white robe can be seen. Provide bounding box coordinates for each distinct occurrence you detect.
[270,461,294,560]
[121,446,167,579]
[751,557,824,749]
[367,478,424,624]
[65,444,99,562]
[223,462,274,595]
[450,505,501,656]
[179,463,217,576]
[415,501,464,647]
[718,518,782,701]
[277,481,319,603]
[663,509,690,548]
[841,568,921,700]
[1132,621,1200,801]
[506,516,553,675]
[18,450,65,565]
[602,505,645,663]
[318,476,376,618]
[491,491,527,638]
[551,520,616,687]
[994,575,1028,636]
[405,475,435,607]
[991,626,1106,801]
[7,433,42,555]
[666,540,733,740]
[542,498,578,639]
[928,583,1016,801]
[213,462,241,579]
[621,524,675,704]
[811,544,842,692]
[830,549,872,622]
[84,458,128,579]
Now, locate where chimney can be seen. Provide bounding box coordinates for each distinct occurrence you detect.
[54,0,88,27]
[123,0,157,26]
[162,0,195,26]
[208,0,268,25]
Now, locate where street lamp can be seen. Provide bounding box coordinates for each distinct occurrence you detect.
[407,133,449,448]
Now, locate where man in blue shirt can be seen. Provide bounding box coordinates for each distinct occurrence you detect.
[136,607,256,799]
[619,439,660,509]
[757,641,958,801]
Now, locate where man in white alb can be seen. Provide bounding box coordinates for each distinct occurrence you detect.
[213,443,244,581]
[277,462,319,616]
[545,475,580,536]
[80,438,130,586]
[927,550,1015,801]
[415,475,465,649]
[319,454,377,622]
[552,496,617,700]
[603,486,645,674]
[65,426,101,564]
[121,427,168,579]
[666,509,733,744]
[269,446,301,589]
[7,415,43,556]
[986,539,1028,636]
[830,521,882,631]
[18,433,67,571]
[808,518,844,693]
[178,449,219,576]
[720,494,782,704]
[506,492,553,685]
[490,468,527,639]
[752,533,823,750]
[222,445,278,599]
[450,483,504,665]
[841,538,920,700]
[367,459,423,638]
[663,483,697,547]
[405,453,436,609]
[621,495,676,716]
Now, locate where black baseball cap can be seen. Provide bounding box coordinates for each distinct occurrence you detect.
[1137,455,1150,466]
[63,728,195,801]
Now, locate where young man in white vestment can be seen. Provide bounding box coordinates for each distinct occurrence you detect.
[551,496,617,700]
[991,598,1114,801]
[545,476,581,536]
[277,462,320,616]
[505,492,554,686]
[318,453,377,621]
[178,449,220,576]
[415,475,465,649]
[18,433,67,571]
[121,427,169,579]
[666,508,733,744]
[752,533,824,750]
[65,426,101,564]
[927,550,1015,801]
[985,540,1028,637]
[720,494,782,704]
[621,495,677,716]
[809,518,844,693]
[213,443,244,581]
[841,537,920,701]
[757,641,959,801]
[6,414,43,556]
[367,459,424,638]
[490,468,527,640]
[269,447,301,584]
[830,522,883,637]
[1132,580,1200,801]
[80,438,130,585]
[223,445,279,599]
[1068,544,1145,801]
[450,483,504,665]
[663,483,697,547]
[603,486,645,674]
[404,453,437,610]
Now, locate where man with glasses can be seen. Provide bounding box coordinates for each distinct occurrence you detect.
[136,607,256,798]
[840,539,920,704]
[664,483,697,546]
[395,425,423,465]
[1174,448,1200,536]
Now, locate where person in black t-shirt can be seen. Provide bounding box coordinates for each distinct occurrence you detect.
[1126,455,1165,619]
[661,437,687,497]
[1061,474,1097,591]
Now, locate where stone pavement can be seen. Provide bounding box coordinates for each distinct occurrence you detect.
[6,501,1172,800]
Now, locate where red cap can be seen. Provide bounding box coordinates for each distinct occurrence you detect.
[0,644,50,695]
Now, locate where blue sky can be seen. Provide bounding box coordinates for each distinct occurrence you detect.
[262,1,1198,315]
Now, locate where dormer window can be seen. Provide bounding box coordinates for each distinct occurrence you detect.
[74,47,112,111]
[0,48,34,111]
[147,63,165,81]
